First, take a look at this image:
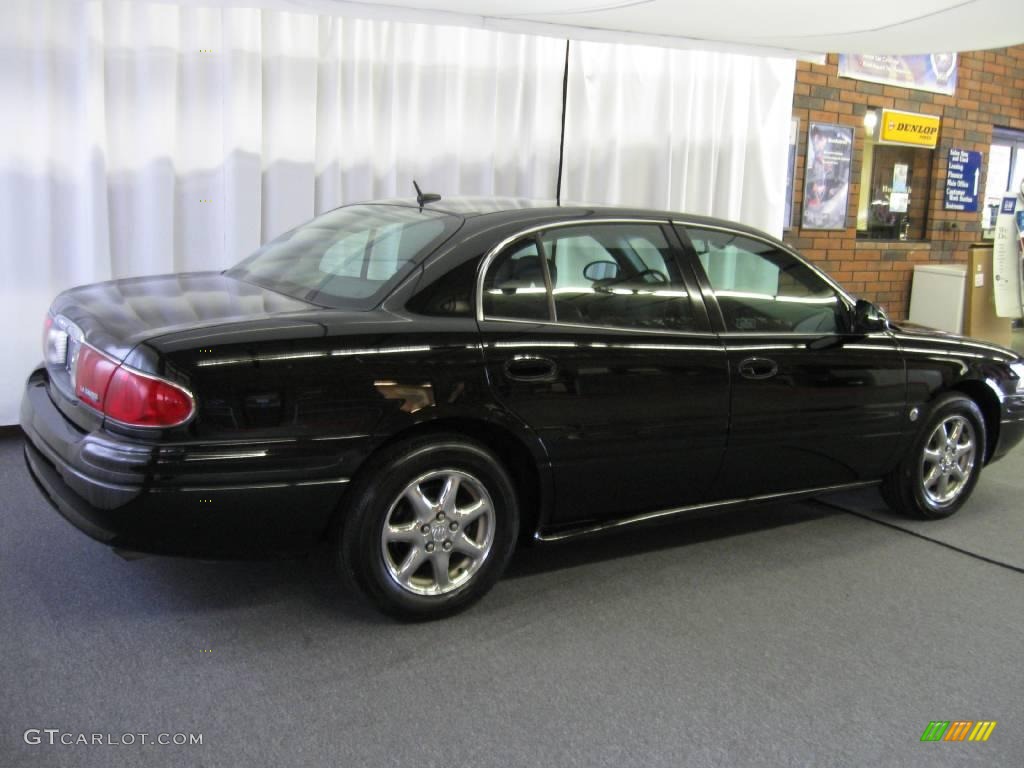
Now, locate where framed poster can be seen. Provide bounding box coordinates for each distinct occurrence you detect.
[802,122,853,230]
[784,117,799,230]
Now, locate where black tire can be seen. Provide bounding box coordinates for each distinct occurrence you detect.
[337,434,519,620]
[881,393,986,520]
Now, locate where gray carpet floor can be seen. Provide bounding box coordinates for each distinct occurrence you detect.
[1,435,1022,767]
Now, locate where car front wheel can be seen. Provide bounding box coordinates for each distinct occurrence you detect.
[882,393,985,520]
[338,435,519,620]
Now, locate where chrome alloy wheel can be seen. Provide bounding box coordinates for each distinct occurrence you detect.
[380,469,496,596]
[920,415,977,508]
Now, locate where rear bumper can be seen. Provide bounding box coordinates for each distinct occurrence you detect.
[20,368,356,558]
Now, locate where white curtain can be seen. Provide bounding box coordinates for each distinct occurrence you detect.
[0,0,794,425]
[561,41,795,236]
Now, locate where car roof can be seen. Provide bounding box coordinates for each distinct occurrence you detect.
[363,196,777,243]
[369,196,559,216]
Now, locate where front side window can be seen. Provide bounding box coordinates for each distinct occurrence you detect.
[228,204,457,309]
[686,227,844,334]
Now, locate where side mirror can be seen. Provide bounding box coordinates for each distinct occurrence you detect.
[583,260,619,281]
[852,299,889,333]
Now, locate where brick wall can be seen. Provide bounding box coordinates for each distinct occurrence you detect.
[785,48,1024,320]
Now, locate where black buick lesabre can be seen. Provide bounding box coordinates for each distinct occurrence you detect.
[21,196,1024,619]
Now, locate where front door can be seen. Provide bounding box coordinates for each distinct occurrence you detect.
[477,220,730,528]
[678,224,907,499]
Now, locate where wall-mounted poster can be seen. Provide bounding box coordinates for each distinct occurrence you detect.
[838,53,957,96]
[784,117,799,230]
[802,122,853,230]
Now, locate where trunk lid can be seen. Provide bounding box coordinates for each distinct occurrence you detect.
[44,271,320,431]
[50,271,317,361]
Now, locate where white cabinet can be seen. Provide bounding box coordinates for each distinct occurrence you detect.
[908,264,967,334]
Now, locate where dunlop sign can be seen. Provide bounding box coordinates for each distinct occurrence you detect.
[879,109,941,148]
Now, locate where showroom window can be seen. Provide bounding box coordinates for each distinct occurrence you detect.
[855,111,936,241]
[482,223,699,331]
[685,227,843,333]
[982,127,1024,232]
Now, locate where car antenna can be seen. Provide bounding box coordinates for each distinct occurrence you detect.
[413,180,441,210]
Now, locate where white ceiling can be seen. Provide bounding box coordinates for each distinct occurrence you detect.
[165,0,1024,59]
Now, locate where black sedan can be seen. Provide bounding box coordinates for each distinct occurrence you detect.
[21,196,1024,619]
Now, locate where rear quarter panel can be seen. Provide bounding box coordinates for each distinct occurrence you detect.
[140,312,523,485]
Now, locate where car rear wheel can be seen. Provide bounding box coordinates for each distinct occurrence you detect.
[881,393,985,519]
[337,435,519,620]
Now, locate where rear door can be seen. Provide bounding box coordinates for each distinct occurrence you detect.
[676,223,906,498]
[477,219,730,529]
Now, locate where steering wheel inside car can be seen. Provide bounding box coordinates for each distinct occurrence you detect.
[635,269,668,284]
[593,269,669,292]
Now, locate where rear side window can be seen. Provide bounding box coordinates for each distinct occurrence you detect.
[408,258,480,317]
[541,223,698,331]
[481,239,551,321]
[228,205,457,309]
[685,227,844,333]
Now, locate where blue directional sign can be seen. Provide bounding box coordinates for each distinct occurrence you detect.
[944,148,982,212]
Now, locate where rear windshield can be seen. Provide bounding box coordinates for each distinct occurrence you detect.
[227,205,459,309]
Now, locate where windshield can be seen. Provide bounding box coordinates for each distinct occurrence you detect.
[227,204,459,309]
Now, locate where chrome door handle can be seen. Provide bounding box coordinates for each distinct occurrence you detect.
[504,354,558,382]
[738,356,778,380]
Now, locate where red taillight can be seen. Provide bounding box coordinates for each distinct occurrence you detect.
[69,340,194,428]
[74,345,119,409]
[104,366,194,427]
